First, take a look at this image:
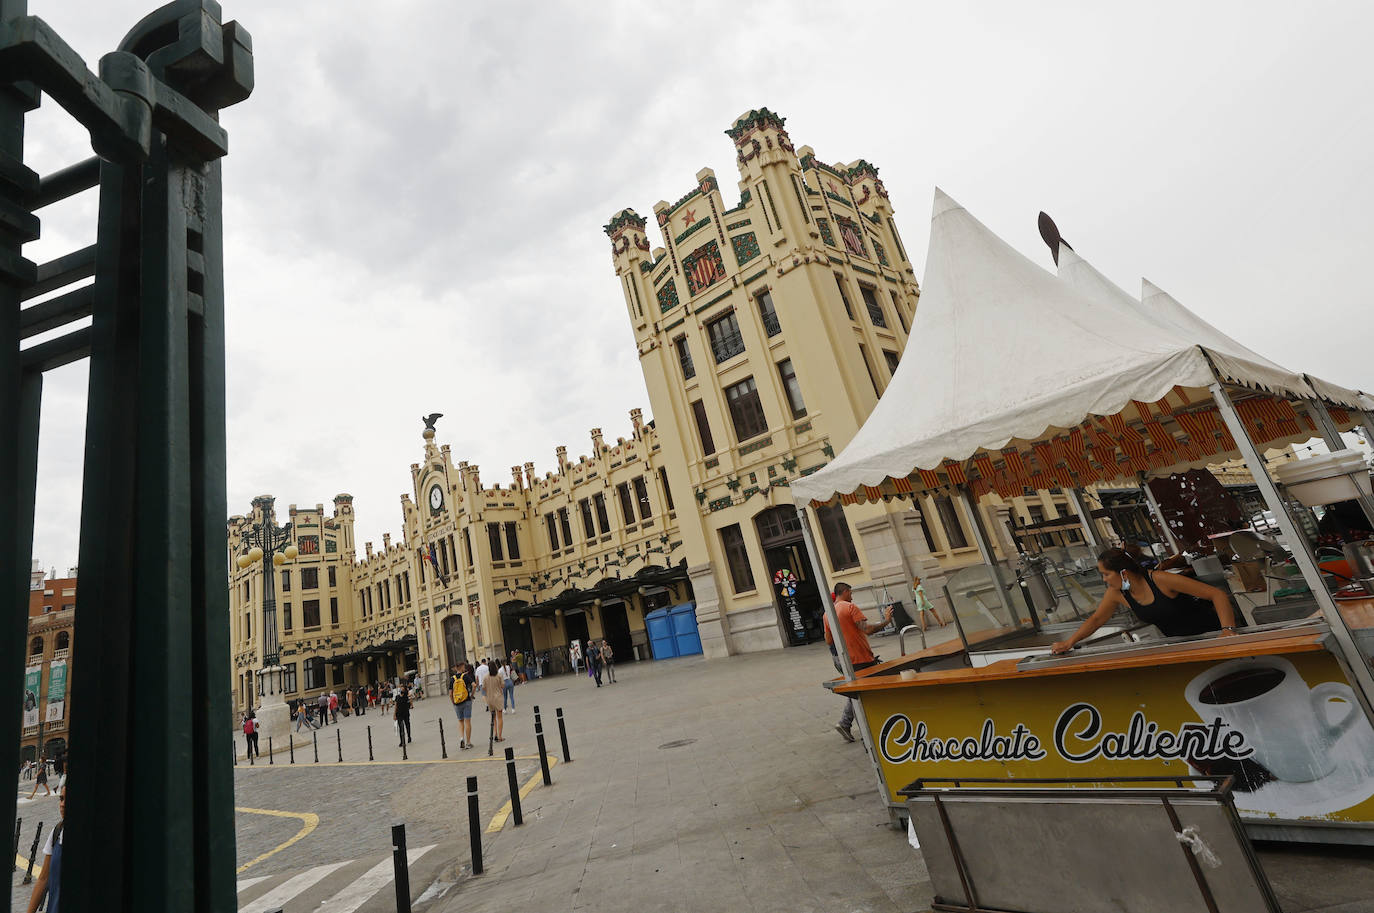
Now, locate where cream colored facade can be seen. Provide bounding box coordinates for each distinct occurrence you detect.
[604,108,1087,658]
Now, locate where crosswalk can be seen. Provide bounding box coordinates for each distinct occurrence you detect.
[237,845,435,913]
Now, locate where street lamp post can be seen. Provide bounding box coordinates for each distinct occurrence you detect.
[236,495,298,747]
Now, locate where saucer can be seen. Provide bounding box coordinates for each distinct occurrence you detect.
[1221,709,1374,820]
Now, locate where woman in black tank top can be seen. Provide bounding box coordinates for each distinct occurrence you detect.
[1052,548,1239,653]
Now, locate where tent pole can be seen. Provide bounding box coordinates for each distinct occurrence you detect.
[1068,487,1102,551]
[1209,382,1374,723]
[795,503,898,824]
[1139,472,1182,554]
[1301,384,1374,530]
[958,486,1031,628]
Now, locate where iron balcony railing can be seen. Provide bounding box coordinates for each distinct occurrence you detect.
[711,330,746,363]
[761,311,781,337]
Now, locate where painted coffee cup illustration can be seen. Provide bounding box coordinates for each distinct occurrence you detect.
[1185,656,1360,783]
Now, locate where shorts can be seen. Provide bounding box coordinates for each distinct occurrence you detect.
[454,699,473,720]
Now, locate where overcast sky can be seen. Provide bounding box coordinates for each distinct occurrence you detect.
[23,1,1374,573]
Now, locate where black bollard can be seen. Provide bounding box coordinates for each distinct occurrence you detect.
[402,730,409,761]
[268,736,273,764]
[533,704,541,728]
[535,719,552,786]
[504,747,523,827]
[439,718,448,759]
[337,728,343,762]
[367,724,374,761]
[12,816,21,872]
[466,776,483,875]
[313,731,319,763]
[22,821,43,884]
[392,822,413,913]
[249,742,254,766]
[556,707,572,762]
[289,733,295,764]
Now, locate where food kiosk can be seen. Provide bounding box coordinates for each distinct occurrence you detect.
[791,189,1374,844]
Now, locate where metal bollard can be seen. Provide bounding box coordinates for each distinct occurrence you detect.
[401,729,409,761]
[268,736,273,764]
[313,731,319,763]
[439,718,448,759]
[289,733,295,764]
[392,822,413,913]
[466,776,483,875]
[337,728,343,762]
[535,720,552,786]
[556,707,572,762]
[533,704,541,728]
[503,747,523,826]
[249,742,254,766]
[22,821,43,884]
[367,725,374,761]
[12,816,21,872]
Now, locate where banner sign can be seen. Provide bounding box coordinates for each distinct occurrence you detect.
[46,660,67,723]
[861,650,1374,825]
[22,665,41,728]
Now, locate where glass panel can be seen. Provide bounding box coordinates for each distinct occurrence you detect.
[942,563,1033,643]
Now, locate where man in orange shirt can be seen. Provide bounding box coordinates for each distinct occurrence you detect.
[824,581,893,742]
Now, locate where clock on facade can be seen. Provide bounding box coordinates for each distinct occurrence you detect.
[428,484,444,512]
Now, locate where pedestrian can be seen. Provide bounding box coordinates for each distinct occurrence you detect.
[328,690,339,723]
[294,702,310,732]
[601,640,616,683]
[589,642,603,686]
[358,684,368,716]
[317,691,330,726]
[824,581,894,743]
[484,659,505,744]
[451,662,476,750]
[27,754,51,798]
[380,683,391,713]
[911,574,947,630]
[474,657,490,694]
[501,659,516,712]
[25,779,65,913]
[394,684,413,746]
[569,640,581,674]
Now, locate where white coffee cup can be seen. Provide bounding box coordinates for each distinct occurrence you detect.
[1185,656,1359,783]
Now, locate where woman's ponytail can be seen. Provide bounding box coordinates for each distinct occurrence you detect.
[1098,547,1144,576]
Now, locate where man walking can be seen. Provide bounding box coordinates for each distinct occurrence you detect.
[601,640,616,683]
[394,683,413,746]
[824,581,894,743]
[451,662,476,750]
[317,691,330,726]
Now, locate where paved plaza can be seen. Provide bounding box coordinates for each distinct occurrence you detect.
[14,632,1374,912]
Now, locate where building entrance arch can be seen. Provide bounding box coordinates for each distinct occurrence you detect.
[754,506,826,645]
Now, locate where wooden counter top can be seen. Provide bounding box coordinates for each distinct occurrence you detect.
[834,626,1332,695]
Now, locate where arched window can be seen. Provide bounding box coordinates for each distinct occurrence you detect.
[29,636,42,657]
[56,631,70,651]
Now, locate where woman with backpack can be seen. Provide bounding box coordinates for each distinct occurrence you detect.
[451,662,476,750]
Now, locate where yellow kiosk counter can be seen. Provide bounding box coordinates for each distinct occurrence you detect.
[833,616,1374,844]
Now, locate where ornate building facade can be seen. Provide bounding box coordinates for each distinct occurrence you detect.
[23,569,75,762]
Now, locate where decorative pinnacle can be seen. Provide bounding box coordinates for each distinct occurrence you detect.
[725,107,786,143]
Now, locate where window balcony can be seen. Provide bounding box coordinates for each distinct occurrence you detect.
[761,311,781,337]
[711,331,746,364]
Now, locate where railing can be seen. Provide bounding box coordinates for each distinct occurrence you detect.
[761,311,781,337]
[711,331,745,364]
[865,300,887,328]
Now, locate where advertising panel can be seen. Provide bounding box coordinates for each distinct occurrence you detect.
[46,660,67,723]
[22,665,41,728]
[862,649,1374,825]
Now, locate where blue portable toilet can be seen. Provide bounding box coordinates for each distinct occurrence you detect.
[668,602,703,657]
[645,607,677,659]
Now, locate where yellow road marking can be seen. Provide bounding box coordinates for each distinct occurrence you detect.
[15,851,33,872]
[485,755,558,834]
[235,807,320,874]
[235,755,543,769]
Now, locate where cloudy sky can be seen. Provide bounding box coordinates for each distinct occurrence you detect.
[24,1,1374,573]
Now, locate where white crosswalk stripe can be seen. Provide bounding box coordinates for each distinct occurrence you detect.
[238,860,348,913]
[235,875,269,894]
[317,845,436,913]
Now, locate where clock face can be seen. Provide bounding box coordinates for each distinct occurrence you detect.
[429,484,444,512]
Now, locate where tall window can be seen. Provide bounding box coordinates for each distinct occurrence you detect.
[691,400,716,456]
[327,565,337,587]
[580,499,596,540]
[777,358,806,418]
[725,376,768,442]
[330,597,339,625]
[545,513,559,550]
[935,495,969,549]
[633,475,652,520]
[918,500,938,551]
[403,571,411,601]
[464,528,474,566]
[282,602,293,632]
[282,663,297,693]
[593,493,611,534]
[860,285,887,328]
[504,522,520,560]
[487,522,504,560]
[301,567,319,589]
[706,311,745,363]
[558,507,573,547]
[280,570,291,592]
[890,290,908,334]
[439,544,449,577]
[303,599,321,628]
[674,336,696,380]
[756,290,781,337]
[858,343,882,397]
[720,524,756,593]
[616,482,636,526]
[659,467,675,512]
[883,349,900,377]
[834,274,854,319]
[304,657,325,690]
[816,502,860,570]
